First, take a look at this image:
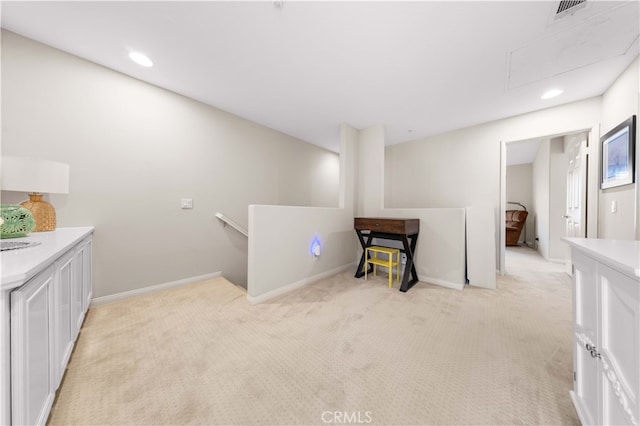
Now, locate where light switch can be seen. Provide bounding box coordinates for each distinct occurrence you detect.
[181,199,193,209]
[611,200,617,213]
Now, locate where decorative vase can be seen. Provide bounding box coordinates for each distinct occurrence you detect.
[0,205,36,239]
[21,193,57,231]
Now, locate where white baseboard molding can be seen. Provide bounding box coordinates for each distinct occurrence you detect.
[570,391,588,426]
[247,263,356,304]
[371,266,465,291]
[419,275,465,291]
[90,271,223,306]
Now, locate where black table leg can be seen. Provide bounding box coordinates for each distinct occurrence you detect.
[409,234,418,280]
[354,231,373,278]
[354,229,419,292]
[399,234,419,292]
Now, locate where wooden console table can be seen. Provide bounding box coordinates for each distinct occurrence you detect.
[354,217,419,292]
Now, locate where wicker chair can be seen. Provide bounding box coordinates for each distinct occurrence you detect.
[505,210,528,246]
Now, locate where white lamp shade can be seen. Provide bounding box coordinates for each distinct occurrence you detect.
[1,156,69,194]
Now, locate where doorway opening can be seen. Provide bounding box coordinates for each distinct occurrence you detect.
[499,126,599,276]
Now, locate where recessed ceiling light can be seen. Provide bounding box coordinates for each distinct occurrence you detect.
[541,89,563,100]
[129,51,153,67]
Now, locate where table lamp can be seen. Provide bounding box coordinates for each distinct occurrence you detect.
[1,156,70,232]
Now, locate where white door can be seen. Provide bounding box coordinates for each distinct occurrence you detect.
[82,237,93,312]
[55,252,75,386]
[11,266,56,426]
[565,136,587,275]
[598,264,639,426]
[571,251,600,425]
[72,244,86,336]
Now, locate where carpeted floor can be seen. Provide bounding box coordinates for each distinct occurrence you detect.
[48,246,579,425]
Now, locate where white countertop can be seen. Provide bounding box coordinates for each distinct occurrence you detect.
[0,227,94,290]
[564,237,640,279]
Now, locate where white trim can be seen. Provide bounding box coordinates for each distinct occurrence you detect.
[499,140,507,275]
[247,263,355,304]
[419,275,465,291]
[247,263,465,304]
[372,267,465,291]
[570,391,591,426]
[90,272,222,306]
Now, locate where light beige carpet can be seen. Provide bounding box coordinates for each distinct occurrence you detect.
[48,246,578,425]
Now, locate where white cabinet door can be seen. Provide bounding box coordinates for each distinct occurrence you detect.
[54,251,75,387]
[571,248,640,426]
[72,244,86,336]
[599,264,639,426]
[82,237,93,313]
[571,250,600,425]
[11,266,56,426]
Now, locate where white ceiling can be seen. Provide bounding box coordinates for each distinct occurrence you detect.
[506,139,543,166]
[1,1,638,153]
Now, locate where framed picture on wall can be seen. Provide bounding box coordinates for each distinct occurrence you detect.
[601,115,636,189]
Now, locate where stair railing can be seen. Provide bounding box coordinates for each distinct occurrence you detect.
[215,212,248,237]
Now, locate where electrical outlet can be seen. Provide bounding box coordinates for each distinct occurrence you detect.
[181,199,193,209]
[611,200,617,213]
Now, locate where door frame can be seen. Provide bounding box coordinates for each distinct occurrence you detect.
[499,124,600,275]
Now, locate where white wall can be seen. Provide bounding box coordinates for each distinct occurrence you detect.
[358,125,386,216]
[385,98,601,269]
[532,140,551,259]
[247,205,355,301]
[246,123,359,301]
[1,30,339,297]
[360,125,469,290]
[384,97,599,210]
[247,122,468,300]
[506,164,533,244]
[385,101,602,212]
[386,58,640,262]
[366,208,467,289]
[599,59,639,240]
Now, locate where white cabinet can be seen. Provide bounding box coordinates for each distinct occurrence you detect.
[81,237,93,313]
[54,251,75,387]
[599,263,639,425]
[572,249,600,425]
[566,238,640,426]
[10,266,56,426]
[72,238,91,338]
[1,227,94,426]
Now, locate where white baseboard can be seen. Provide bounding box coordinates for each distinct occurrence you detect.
[570,391,589,425]
[419,275,465,291]
[90,271,223,306]
[373,266,465,291]
[247,263,465,304]
[247,263,356,304]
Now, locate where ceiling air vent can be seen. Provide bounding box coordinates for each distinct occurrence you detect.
[555,0,587,19]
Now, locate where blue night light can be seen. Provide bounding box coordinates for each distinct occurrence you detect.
[310,235,321,257]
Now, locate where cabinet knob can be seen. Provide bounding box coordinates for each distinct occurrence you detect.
[586,344,602,359]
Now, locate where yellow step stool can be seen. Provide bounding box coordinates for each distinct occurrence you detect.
[365,246,401,288]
